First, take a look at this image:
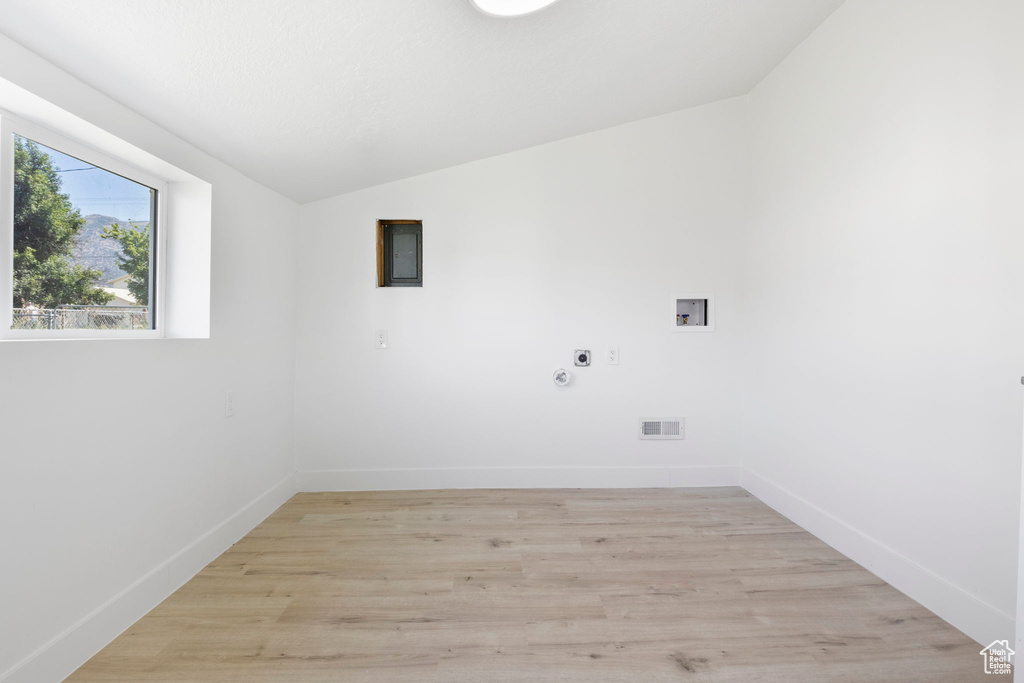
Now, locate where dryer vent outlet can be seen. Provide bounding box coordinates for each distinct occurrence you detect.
[639,418,684,440]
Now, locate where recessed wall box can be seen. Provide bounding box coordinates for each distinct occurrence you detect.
[673,295,715,332]
[376,220,422,287]
[574,350,591,366]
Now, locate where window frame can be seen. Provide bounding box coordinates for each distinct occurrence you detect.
[0,109,168,340]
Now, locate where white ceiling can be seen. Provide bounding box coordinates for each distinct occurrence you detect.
[0,0,843,203]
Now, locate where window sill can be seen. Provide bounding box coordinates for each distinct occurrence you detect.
[1,329,164,342]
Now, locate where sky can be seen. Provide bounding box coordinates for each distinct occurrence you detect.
[28,137,154,222]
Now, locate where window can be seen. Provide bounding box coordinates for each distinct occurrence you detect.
[1,111,167,338]
[376,220,422,287]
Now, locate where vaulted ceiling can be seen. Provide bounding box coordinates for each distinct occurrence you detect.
[0,0,843,203]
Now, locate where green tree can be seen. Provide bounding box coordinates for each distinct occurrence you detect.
[13,137,112,307]
[101,223,150,305]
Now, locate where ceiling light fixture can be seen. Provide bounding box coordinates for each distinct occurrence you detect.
[471,0,561,18]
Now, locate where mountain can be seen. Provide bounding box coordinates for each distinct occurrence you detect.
[72,214,148,285]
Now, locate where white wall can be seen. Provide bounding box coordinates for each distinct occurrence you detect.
[0,35,299,682]
[294,97,749,490]
[742,0,1023,646]
[294,0,1023,648]
[4,1,1022,678]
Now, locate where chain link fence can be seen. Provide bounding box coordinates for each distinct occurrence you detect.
[12,306,150,330]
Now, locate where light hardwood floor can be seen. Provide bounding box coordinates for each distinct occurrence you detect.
[69,488,990,682]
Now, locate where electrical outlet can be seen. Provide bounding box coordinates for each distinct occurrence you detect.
[375,329,388,349]
[607,345,619,365]
[225,390,235,418]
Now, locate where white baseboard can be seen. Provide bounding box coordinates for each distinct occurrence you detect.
[0,472,298,683]
[299,465,742,492]
[5,465,1006,681]
[741,469,1013,647]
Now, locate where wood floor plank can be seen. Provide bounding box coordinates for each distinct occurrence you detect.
[67,488,993,682]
